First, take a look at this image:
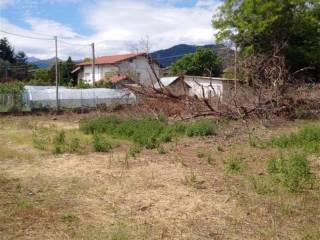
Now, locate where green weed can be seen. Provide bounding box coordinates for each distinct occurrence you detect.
[271,124,320,153]
[266,152,314,192]
[128,144,141,158]
[249,133,266,148]
[92,134,114,153]
[185,120,216,137]
[61,213,79,224]
[80,116,217,149]
[225,157,245,173]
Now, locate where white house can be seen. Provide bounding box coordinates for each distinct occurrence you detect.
[73,53,160,87]
[184,75,235,100]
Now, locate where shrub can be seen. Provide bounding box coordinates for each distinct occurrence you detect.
[80,116,217,149]
[225,157,245,173]
[159,130,172,143]
[53,130,66,154]
[0,81,24,95]
[185,120,216,137]
[80,115,120,134]
[267,152,314,192]
[68,137,81,153]
[92,134,113,152]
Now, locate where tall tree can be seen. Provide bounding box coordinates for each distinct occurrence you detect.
[60,57,76,86]
[213,0,320,74]
[0,38,15,64]
[171,48,222,77]
[15,51,28,66]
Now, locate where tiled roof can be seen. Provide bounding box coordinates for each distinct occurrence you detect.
[78,53,145,66]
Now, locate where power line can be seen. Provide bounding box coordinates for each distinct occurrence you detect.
[0,30,53,41]
[59,39,90,47]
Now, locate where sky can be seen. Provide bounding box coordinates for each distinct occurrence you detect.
[0,0,222,60]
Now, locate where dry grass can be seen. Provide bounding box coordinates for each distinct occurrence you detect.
[0,115,319,239]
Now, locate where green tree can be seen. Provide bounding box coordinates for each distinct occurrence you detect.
[171,48,222,76]
[0,38,15,64]
[15,51,27,66]
[213,0,320,73]
[60,57,76,86]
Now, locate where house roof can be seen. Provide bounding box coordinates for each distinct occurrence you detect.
[184,75,237,82]
[154,76,191,89]
[78,53,146,66]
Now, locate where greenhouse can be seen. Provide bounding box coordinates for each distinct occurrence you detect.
[0,86,136,112]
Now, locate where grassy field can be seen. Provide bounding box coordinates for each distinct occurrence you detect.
[0,114,319,240]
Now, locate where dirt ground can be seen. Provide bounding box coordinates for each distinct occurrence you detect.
[0,113,319,240]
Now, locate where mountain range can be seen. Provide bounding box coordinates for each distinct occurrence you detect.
[28,44,234,69]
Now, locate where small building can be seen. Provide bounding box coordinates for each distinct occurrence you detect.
[155,76,190,96]
[73,53,160,87]
[184,75,236,101]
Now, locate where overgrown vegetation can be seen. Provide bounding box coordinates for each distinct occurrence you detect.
[33,128,90,154]
[92,133,116,153]
[0,81,24,95]
[213,0,320,82]
[267,152,314,192]
[80,116,217,149]
[271,124,320,153]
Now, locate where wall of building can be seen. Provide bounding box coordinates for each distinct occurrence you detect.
[77,56,160,87]
[184,76,224,99]
[167,80,190,96]
[79,65,119,85]
[118,56,160,86]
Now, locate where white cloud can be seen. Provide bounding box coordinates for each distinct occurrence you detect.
[0,0,222,59]
[84,0,221,53]
[0,0,13,9]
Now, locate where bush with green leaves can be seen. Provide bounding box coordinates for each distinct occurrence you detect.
[185,120,216,137]
[267,152,314,192]
[92,134,113,152]
[53,130,66,154]
[0,81,24,95]
[80,116,217,149]
[271,124,320,153]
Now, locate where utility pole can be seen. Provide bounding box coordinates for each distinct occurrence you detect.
[5,66,8,81]
[234,43,238,93]
[91,42,95,86]
[54,36,59,112]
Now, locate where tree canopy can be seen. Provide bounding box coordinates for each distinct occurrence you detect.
[0,38,16,64]
[170,48,223,77]
[60,56,76,86]
[213,0,320,73]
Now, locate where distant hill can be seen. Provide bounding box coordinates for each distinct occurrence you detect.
[27,58,81,68]
[29,43,234,69]
[27,57,56,68]
[151,44,234,68]
[27,57,41,63]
